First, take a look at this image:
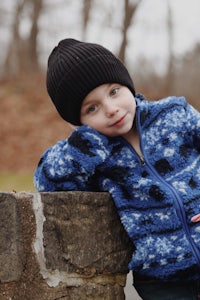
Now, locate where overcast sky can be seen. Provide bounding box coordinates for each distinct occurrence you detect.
[1,0,200,75]
[39,0,200,74]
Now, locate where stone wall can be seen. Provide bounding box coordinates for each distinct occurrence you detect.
[0,191,133,300]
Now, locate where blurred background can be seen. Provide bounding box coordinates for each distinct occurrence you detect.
[1,0,200,192]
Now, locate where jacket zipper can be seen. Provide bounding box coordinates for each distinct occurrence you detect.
[147,163,200,269]
[135,108,146,166]
[136,106,200,268]
[139,155,145,166]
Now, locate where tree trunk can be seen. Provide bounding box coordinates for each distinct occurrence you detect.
[118,0,140,63]
[27,0,43,72]
[82,0,92,40]
[165,0,175,94]
[4,0,26,75]
[3,0,43,76]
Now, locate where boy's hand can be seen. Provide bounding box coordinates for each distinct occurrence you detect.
[191,213,200,222]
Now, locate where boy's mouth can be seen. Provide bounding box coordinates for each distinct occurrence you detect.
[111,114,126,127]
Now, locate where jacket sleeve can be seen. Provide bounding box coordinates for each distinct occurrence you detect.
[184,99,200,150]
[34,125,112,192]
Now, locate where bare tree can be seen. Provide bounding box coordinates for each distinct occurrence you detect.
[4,0,26,75]
[118,0,140,63]
[165,0,175,94]
[4,0,43,76]
[82,0,92,40]
[27,0,43,71]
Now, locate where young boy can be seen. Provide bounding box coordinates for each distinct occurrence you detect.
[34,38,200,299]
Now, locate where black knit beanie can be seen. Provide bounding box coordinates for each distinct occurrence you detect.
[46,38,135,125]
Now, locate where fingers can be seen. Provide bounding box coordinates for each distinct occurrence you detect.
[191,213,200,222]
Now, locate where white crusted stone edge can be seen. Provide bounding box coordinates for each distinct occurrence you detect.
[31,193,95,287]
[32,192,64,287]
[31,192,125,288]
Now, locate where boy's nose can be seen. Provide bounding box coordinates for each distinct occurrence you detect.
[104,103,119,117]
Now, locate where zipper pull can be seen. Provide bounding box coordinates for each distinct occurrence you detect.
[140,155,145,166]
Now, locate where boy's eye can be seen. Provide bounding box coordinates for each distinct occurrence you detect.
[87,104,97,113]
[110,87,119,96]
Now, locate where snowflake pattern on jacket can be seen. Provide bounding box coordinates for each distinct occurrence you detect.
[34,94,200,281]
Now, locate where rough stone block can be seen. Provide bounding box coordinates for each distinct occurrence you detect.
[0,192,24,282]
[0,192,134,299]
[42,191,133,276]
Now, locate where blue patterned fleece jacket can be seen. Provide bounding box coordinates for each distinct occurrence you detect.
[34,94,200,282]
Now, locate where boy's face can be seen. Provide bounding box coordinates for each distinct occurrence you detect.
[80,83,136,137]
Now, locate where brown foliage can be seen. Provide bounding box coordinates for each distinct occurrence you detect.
[0,73,70,172]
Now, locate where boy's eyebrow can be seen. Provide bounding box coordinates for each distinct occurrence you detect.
[82,97,95,105]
